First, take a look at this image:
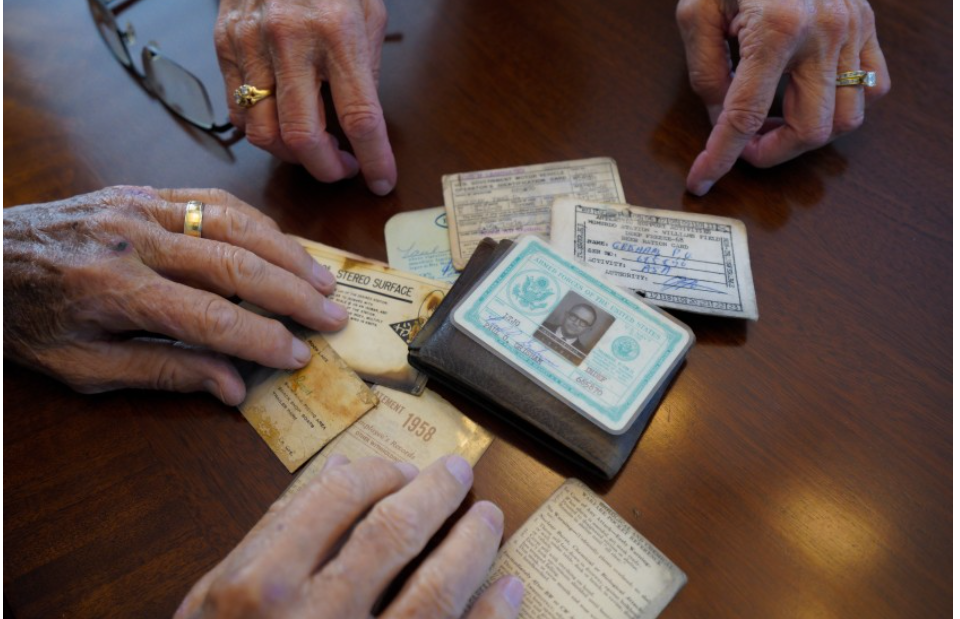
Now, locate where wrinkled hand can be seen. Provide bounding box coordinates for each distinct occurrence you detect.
[677,0,891,195]
[215,0,396,195]
[176,455,525,618]
[3,186,347,405]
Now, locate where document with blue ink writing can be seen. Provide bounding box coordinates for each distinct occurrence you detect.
[451,236,692,435]
[550,198,759,320]
[384,207,459,284]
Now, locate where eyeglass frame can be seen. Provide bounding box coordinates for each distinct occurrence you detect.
[87,0,233,133]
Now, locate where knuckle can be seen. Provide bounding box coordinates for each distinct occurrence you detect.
[366,2,388,32]
[819,5,850,36]
[675,0,698,30]
[723,108,767,137]
[796,123,833,147]
[408,565,463,617]
[278,121,322,154]
[318,465,371,507]
[313,5,359,38]
[224,208,255,242]
[763,4,810,40]
[199,297,241,339]
[339,104,384,141]
[206,574,264,615]
[362,499,424,556]
[833,112,864,135]
[245,125,282,150]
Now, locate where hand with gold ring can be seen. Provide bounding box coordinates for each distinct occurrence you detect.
[3,186,349,405]
[676,0,891,195]
[215,0,397,195]
[175,455,525,619]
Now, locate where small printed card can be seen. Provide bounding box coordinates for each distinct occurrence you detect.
[551,198,759,320]
[443,158,625,270]
[238,331,378,472]
[451,236,693,434]
[385,207,459,284]
[470,479,687,618]
[296,237,451,394]
[281,385,494,499]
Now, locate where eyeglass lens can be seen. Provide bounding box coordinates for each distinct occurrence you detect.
[143,49,216,129]
[88,0,132,68]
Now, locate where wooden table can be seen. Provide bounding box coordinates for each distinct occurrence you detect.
[4,0,951,616]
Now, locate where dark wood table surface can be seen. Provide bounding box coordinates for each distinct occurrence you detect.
[4,0,952,616]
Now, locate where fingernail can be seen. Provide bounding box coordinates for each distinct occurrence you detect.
[393,461,419,482]
[690,180,714,196]
[471,500,504,536]
[313,262,336,288]
[292,338,312,366]
[324,298,349,323]
[501,576,525,610]
[445,454,473,487]
[321,453,350,472]
[369,179,393,196]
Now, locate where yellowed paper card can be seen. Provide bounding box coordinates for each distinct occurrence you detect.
[282,385,494,498]
[295,237,451,394]
[471,479,687,618]
[239,333,378,473]
[443,158,626,270]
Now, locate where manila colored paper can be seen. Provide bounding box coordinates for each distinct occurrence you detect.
[470,479,687,619]
[443,158,625,270]
[296,237,451,394]
[451,235,692,435]
[385,207,459,284]
[551,198,759,320]
[282,385,494,499]
[239,332,378,472]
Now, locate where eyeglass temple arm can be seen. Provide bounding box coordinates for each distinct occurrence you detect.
[103,0,146,16]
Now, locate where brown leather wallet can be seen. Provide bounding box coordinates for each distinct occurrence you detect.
[408,238,685,479]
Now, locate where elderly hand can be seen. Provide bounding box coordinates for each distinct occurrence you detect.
[215,0,396,195]
[175,455,525,618]
[676,0,891,195]
[3,186,348,405]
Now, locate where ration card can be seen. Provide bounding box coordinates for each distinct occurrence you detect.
[451,236,692,434]
[443,158,625,270]
[282,385,494,499]
[551,198,759,320]
[470,479,686,618]
[384,207,459,284]
[238,331,378,472]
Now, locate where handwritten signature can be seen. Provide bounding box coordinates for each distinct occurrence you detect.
[660,276,726,295]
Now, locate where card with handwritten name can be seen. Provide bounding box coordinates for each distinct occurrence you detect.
[385,207,459,284]
[551,198,759,320]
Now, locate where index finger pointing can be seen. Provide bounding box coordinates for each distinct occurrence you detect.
[686,44,792,195]
[328,50,397,196]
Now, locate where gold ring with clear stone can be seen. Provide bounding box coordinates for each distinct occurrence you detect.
[836,71,877,87]
[233,84,273,108]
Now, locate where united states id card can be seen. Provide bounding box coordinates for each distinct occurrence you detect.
[451,236,693,434]
[443,158,625,270]
[551,198,759,320]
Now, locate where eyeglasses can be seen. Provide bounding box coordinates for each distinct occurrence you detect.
[88,0,232,132]
[566,312,595,328]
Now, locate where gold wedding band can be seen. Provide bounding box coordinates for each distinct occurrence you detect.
[836,70,876,87]
[233,84,273,108]
[184,200,204,238]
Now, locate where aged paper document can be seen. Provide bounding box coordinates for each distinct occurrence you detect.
[239,332,378,473]
[282,385,494,498]
[472,479,686,618]
[443,158,625,270]
[384,207,459,284]
[296,237,451,394]
[551,198,759,320]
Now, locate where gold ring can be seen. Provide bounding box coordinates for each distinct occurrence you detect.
[184,200,204,238]
[234,84,273,108]
[836,70,876,87]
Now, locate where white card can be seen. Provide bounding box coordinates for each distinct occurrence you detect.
[384,207,459,284]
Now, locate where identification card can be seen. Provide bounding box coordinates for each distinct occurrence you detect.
[238,331,378,472]
[470,479,686,619]
[451,236,692,434]
[384,207,459,284]
[282,385,494,499]
[443,158,625,270]
[551,198,759,320]
[296,237,451,394]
